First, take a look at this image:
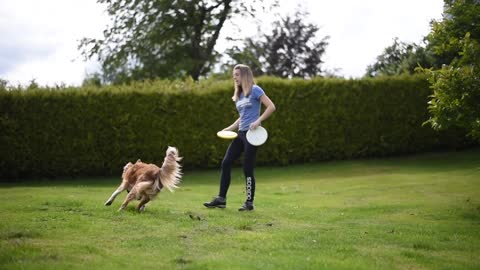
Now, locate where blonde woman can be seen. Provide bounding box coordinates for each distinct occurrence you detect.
[204,64,276,211]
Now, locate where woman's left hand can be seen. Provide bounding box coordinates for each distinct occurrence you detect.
[249,119,261,130]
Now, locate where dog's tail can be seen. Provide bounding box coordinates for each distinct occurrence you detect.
[155,146,182,192]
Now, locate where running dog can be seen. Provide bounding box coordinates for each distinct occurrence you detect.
[104,146,182,212]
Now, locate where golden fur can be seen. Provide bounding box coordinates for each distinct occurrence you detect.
[104,146,182,212]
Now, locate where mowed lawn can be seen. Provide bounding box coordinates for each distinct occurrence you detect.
[0,148,479,270]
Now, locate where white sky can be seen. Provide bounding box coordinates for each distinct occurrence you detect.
[0,0,444,86]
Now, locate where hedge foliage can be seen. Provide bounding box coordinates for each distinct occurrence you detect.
[0,76,471,179]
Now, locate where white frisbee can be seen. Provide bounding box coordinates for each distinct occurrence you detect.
[246,126,268,146]
[217,130,238,139]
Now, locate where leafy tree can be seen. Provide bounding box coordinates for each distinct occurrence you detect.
[82,72,103,87]
[422,0,480,142]
[27,79,39,90]
[80,0,276,83]
[423,34,480,141]
[366,38,435,77]
[223,39,265,76]
[0,78,8,91]
[425,0,480,67]
[224,10,329,78]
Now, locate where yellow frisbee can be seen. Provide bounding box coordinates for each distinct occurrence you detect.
[217,130,238,139]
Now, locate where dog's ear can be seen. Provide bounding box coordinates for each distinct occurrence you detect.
[123,162,133,172]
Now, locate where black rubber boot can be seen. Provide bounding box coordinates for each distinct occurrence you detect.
[238,201,254,211]
[203,196,226,208]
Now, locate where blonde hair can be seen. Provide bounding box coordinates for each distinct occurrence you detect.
[232,64,255,102]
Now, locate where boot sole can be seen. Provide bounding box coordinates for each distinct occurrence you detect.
[203,204,226,209]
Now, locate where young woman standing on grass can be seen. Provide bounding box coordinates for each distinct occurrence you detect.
[203,64,276,211]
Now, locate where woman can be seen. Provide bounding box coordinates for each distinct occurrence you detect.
[204,64,276,211]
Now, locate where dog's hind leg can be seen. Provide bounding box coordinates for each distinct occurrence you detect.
[118,190,136,211]
[105,181,128,206]
[118,182,151,211]
[137,196,150,212]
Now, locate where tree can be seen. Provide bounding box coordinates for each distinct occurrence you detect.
[422,0,480,142]
[425,0,480,67]
[79,0,276,83]
[0,78,8,91]
[224,10,329,78]
[82,72,103,87]
[365,38,435,77]
[423,33,480,141]
[368,0,480,78]
[223,39,265,76]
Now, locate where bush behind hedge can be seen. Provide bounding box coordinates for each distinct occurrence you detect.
[0,76,470,179]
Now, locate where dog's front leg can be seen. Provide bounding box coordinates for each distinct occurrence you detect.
[105,181,128,206]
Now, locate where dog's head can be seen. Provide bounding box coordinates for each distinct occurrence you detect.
[122,162,134,179]
[123,159,144,175]
[123,162,133,173]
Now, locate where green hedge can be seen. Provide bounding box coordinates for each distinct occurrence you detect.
[0,76,471,179]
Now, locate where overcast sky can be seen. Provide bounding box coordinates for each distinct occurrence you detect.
[0,0,444,86]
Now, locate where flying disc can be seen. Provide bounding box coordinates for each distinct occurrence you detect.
[217,130,238,139]
[246,126,268,146]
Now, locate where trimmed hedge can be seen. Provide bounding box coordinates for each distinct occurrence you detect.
[0,76,470,179]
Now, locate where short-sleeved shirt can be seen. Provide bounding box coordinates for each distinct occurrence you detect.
[236,85,265,131]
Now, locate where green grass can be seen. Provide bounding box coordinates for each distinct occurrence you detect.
[1,148,479,270]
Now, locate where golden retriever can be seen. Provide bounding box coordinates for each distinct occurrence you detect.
[104,146,182,212]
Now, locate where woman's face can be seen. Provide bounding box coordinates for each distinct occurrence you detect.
[233,69,241,86]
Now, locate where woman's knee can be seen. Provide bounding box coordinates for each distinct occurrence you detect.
[221,158,233,169]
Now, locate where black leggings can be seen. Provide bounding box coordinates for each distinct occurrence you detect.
[218,131,257,202]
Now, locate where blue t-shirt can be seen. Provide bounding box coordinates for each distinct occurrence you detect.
[236,85,265,131]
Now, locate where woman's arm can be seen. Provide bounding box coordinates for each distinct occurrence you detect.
[250,94,276,129]
[223,118,240,131]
